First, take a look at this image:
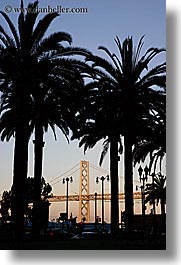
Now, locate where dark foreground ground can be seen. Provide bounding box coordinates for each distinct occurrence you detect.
[0,223,166,250]
[0,234,166,250]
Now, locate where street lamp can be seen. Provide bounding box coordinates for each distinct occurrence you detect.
[151,173,156,234]
[62,176,73,220]
[94,192,97,230]
[137,165,149,232]
[96,175,109,230]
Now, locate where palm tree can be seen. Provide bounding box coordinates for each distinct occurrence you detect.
[72,78,123,236]
[133,99,166,174]
[72,36,166,234]
[145,173,166,232]
[0,0,91,240]
[0,2,32,241]
[30,58,91,236]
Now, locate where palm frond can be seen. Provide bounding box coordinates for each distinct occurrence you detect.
[54,46,92,58]
[33,32,72,56]
[31,12,59,49]
[98,45,122,73]
[24,1,39,44]
[0,11,20,48]
[0,27,16,48]
[99,139,109,166]
[18,1,25,48]
[86,54,119,82]
[133,35,145,69]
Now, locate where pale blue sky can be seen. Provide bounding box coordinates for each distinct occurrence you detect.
[0,0,166,220]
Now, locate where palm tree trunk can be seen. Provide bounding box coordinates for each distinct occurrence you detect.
[161,197,166,233]
[32,122,44,237]
[110,137,119,236]
[12,123,29,244]
[124,133,134,233]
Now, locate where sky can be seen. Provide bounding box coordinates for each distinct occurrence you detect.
[0,0,166,221]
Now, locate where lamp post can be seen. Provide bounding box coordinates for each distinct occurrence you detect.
[95,192,97,230]
[151,173,156,234]
[137,165,149,232]
[96,175,109,230]
[62,176,73,220]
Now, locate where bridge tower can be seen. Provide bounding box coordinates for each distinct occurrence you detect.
[78,160,90,223]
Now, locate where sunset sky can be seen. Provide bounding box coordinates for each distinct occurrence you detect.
[0,0,166,221]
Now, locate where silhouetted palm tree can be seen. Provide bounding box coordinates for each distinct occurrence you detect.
[145,173,166,231]
[72,36,166,234]
[0,0,91,240]
[30,58,91,236]
[72,79,123,236]
[133,99,166,174]
[0,2,32,241]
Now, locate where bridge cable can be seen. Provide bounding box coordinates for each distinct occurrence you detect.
[51,167,80,186]
[49,162,80,184]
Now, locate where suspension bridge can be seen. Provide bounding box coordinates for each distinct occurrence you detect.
[48,160,142,223]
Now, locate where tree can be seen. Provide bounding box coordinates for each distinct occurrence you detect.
[0,1,32,241]
[29,36,91,238]
[133,94,166,174]
[0,190,12,223]
[145,173,166,232]
[0,177,52,224]
[72,36,166,234]
[0,0,91,241]
[25,176,52,227]
[72,78,123,236]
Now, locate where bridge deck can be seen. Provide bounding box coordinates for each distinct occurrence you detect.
[49,192,142,202]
